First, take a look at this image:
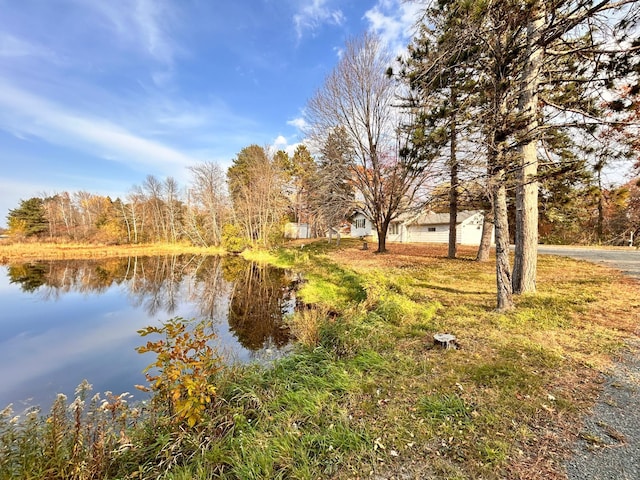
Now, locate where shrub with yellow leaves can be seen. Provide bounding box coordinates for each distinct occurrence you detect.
[136,317,222,428]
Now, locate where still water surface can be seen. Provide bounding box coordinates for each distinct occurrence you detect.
[0,255,298,410]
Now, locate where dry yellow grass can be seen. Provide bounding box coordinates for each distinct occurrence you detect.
[0,240,224,264]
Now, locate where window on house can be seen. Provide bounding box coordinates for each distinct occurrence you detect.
[355,218,366,229]
[427,227,437,232]
[389,223,399,235]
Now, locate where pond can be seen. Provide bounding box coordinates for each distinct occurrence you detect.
[0,255,301,411]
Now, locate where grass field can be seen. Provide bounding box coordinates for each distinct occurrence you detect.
[1,239,638,479]
[0,240,224,263]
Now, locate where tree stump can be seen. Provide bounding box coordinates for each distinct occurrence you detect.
[433,333,458,350]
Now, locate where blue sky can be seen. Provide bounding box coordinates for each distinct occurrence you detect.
[0,0,422,228]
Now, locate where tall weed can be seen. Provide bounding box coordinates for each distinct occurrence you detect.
[0,381,141,480]
[286,306,326,348]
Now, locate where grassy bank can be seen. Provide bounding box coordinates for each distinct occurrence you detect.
[1,240,638,479]
[0,240,224,263]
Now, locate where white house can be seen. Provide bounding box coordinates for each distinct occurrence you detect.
[284,222,312,239]
[393,210,491,245]
[349,211,374,238]
[356,210,492,245]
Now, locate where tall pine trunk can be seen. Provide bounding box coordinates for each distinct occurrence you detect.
[513,11,543,294]
[488,97,513,310]
[476,208,494,262]
[448,88,459,259]
[596,166,604,242]
[492,160,513,310]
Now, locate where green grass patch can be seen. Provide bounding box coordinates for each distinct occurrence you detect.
[298,264,366,309]
[418,393,472,422]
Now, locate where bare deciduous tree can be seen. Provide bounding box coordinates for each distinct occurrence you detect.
[227,145,289,247]
[187,161,228,247]
[306,32,433,253]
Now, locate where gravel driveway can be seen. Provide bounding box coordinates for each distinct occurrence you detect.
[538,246,640,479]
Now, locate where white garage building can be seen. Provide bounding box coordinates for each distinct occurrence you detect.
[352,210,492,246]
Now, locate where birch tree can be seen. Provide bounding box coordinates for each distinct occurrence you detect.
[142,175,168,242]
[227,145,289,247]
[187,161,228,247]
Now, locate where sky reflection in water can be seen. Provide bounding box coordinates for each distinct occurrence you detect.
[0,255,296,410]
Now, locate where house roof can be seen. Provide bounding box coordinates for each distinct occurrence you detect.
[348,209,366,220]
[407,210,481,226]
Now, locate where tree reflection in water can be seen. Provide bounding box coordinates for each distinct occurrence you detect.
[224,257,295,351]
[6,255,297,354]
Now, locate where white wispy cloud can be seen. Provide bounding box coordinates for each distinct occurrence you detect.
[287,117,308,130]
[293,0,345,39]
[274,135,288,148]
[75,0,181,65]
[134,0,178,63]
[0,82,199,172]
[134,94,262,152]
[269,135,302,157]
[364,0,423,54]
[0,178,49,219]
[0,33,49,58]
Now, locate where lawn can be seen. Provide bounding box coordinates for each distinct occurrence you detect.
[239,240,639,479]
[1,239,638,479]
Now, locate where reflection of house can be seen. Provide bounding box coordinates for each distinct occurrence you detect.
[354,210,492,245]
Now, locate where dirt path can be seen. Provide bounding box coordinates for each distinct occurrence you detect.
[539,246,640,479]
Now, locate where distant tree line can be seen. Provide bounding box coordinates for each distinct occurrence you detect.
[6,144,638,252]
[7,163,231,247]
[5,143,354,249]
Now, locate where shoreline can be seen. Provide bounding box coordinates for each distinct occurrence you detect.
[0,241,225,264]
